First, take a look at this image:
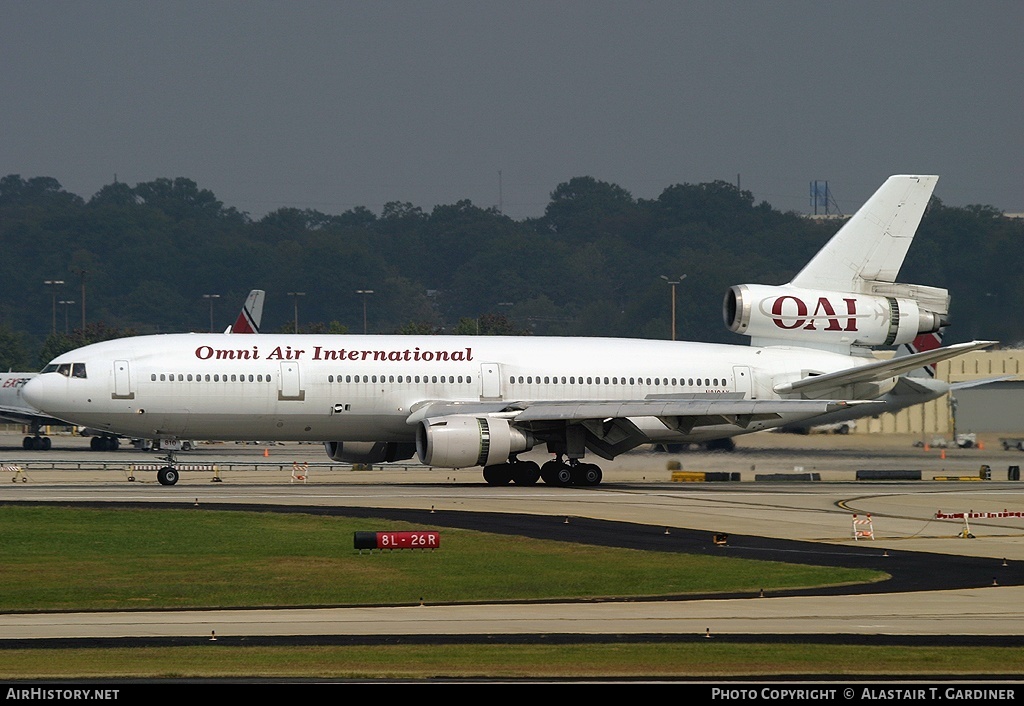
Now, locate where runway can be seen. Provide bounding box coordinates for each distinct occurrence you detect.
[2,431,1024,643]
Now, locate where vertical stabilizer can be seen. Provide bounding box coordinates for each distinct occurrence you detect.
[227,290,265,334]
[791,175,938,293]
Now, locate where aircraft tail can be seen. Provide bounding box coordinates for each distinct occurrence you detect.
[791,175,938,293]
[226,290,265,334]
[723,175,950,354]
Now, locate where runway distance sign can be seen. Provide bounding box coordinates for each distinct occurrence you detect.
[353,531,440,550]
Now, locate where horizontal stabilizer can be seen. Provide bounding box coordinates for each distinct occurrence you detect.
[950,375,1014,391]
[773,340,996,396]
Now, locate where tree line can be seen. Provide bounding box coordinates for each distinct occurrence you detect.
[1,173,1020,370]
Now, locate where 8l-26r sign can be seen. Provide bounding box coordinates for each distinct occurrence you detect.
[353,531,440,550]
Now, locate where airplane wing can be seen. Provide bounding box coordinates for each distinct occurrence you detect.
[508,397,858,428]
[408,395,859,427]
[772,340,997,397]
[409,396,866,459]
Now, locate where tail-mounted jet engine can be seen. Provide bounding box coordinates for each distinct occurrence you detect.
[724,283,948,348]
[417,415,535,468]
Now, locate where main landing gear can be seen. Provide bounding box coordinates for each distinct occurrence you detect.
[89,435,120,451]
[482,456,603,487]
[482,458,541,485]
[22,435,51,450]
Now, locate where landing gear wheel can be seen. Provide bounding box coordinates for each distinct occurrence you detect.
[157,466,179,486]
[577,463,602,486]
[553,465,573,486]
[483,464,513,485]
[511,461,541,485]
[540,460,559,485]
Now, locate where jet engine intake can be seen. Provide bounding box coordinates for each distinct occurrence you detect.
[416,415,534,468]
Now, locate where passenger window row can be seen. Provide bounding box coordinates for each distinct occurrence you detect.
[150,373,272,383]
[509,375,724,387]
[328,374,474,384]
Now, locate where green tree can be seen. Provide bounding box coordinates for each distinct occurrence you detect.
[0,324,33,370]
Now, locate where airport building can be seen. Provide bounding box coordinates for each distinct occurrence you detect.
[857,348,1024,437]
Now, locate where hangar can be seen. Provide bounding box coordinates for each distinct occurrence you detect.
[856,348,1023,437]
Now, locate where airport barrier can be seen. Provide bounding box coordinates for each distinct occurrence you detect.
[855,470,922,481]
[0,459,429,475]
[4,464,25,482]
[852,514,874,540]
[935,465,997,482]
[935,509,1024,539]
[755,472,821,482]
[670,471,740,482]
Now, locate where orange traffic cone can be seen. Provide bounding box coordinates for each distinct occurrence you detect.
[264,448,269,457]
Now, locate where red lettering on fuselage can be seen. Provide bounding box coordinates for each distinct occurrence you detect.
[771,297,858,332]
[195,346,260,360]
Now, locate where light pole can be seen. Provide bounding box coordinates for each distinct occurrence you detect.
[288,292,305,333]
[44,280,64,334]
[202,294,220,332]
[58,300,74,334]
[71,268,87,330]
[659,274,686,341]
[355,290,374,334]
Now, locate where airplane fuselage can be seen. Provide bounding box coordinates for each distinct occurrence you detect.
[23,333,871,445]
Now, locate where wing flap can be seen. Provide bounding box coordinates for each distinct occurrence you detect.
[511,398,856,422]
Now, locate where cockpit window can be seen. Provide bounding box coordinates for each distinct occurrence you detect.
[40,362,87,378]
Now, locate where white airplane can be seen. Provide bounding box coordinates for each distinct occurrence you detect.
[0,290,265,451]
[0,373,67,449]
[22,176,994,485]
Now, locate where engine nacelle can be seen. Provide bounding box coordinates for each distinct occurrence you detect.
[724,284,946,348]
[416,415,535,468]
[323,441,416,464]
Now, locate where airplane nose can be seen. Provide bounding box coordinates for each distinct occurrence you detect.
[22,375,59,414]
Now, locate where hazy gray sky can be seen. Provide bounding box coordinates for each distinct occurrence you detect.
[3,1,1021,220]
